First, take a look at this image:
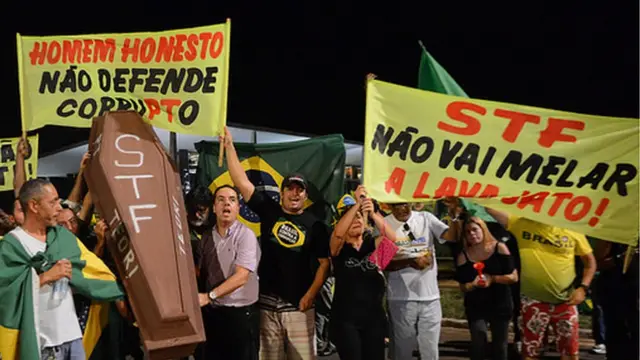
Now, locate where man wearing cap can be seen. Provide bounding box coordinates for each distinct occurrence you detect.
[384,202,460,360]
[221,128,331,360]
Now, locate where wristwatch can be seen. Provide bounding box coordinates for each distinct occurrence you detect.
[208,290,218,302]
[577,284,591,295]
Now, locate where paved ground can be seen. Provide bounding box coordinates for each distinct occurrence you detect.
[319,278,604,359]
[320,327,605,360]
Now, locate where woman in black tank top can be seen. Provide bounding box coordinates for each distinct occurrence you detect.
[455,217,518,360]
[329,186,397,360]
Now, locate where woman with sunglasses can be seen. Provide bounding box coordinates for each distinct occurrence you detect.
[455,216,518,360]
[329,186,396,360]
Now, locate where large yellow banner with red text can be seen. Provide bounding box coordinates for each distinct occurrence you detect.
[17,21,230,137]
[364,80,639,245]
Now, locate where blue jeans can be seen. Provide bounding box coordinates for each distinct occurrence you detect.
[41,338,85,360]
[591,303,606,344]
[591,274,606,345]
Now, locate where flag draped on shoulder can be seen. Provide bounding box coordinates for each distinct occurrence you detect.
[195,134,346,235]
[0,225,124,360]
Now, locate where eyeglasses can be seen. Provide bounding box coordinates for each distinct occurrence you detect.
[391,203,409,208]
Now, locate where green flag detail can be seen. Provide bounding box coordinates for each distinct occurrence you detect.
[418,41,468,97]
[417,42,495,223]
[195,134,346,234]
[0,226,124,360]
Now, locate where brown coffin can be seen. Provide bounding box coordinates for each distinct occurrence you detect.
[84,111,205,359]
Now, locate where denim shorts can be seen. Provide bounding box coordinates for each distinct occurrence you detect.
[41,338,85,360]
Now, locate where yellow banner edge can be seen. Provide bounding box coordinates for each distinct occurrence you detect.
[17,23,230,136]
[15,22,227,41]
[370,79,640,122]
[217,18,232,135]
[365,79,640,244]
[16,33,29,134]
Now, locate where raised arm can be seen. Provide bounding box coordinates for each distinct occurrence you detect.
[221,127,255,201]
[330,202,359,256]
[441,218,462,242]
[13,137,28,197]
[438,197,463,243]
[67,153,90,205]
[77,192,93,223]
[93,220,107,257]
[485,207,509,228]
[371,210,396,242]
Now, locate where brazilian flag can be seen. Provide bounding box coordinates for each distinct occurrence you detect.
[194,134,346,235]
[0,226,124,360]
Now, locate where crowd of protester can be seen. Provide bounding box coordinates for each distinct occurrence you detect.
[1,132,638,360]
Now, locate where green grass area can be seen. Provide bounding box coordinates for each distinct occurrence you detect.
[579,314,593,330]
[440,287,466,320]
[437,257,456,280]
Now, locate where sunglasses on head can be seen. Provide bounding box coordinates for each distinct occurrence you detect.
[403,223,416,241]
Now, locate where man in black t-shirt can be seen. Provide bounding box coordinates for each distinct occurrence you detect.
[222,127,331,360]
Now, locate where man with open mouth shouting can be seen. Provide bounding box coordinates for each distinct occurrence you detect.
[197,184,262,360]
[222,127,331,360]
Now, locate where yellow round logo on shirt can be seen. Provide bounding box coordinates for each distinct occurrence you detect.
[272,220,306,248]
[209,156,313,237]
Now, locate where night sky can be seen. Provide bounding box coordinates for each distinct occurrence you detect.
[2,1,638,157]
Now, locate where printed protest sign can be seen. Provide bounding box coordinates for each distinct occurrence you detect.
[364,79,639,245]
[0,135,39,192]
[16,21,230,137]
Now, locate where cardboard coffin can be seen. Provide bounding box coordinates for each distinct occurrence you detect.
[84,111,205,359]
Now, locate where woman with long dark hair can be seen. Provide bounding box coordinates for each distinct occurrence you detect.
[455,216,518,360]
[329,186,396,360]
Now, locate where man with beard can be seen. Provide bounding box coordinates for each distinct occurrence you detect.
[384,202,461,360]
[197,185,261,360]
[185,186,215,273]
[222,127,331,360]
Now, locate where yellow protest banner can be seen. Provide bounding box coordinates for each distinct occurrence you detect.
[16,21,231,137]
[0,135,39,192]
[364,79,640,245]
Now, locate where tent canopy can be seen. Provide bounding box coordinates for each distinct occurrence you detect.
[38,126,363,177]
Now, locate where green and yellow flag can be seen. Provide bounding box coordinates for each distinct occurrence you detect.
[0,225,124,360]
[195,134,346,235]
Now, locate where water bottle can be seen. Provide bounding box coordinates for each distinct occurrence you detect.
[51,259,70,307]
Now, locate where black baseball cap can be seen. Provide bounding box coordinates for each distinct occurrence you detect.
[281,173,307,190]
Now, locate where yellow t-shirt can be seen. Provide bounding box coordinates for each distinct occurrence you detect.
[507,216,592,304]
